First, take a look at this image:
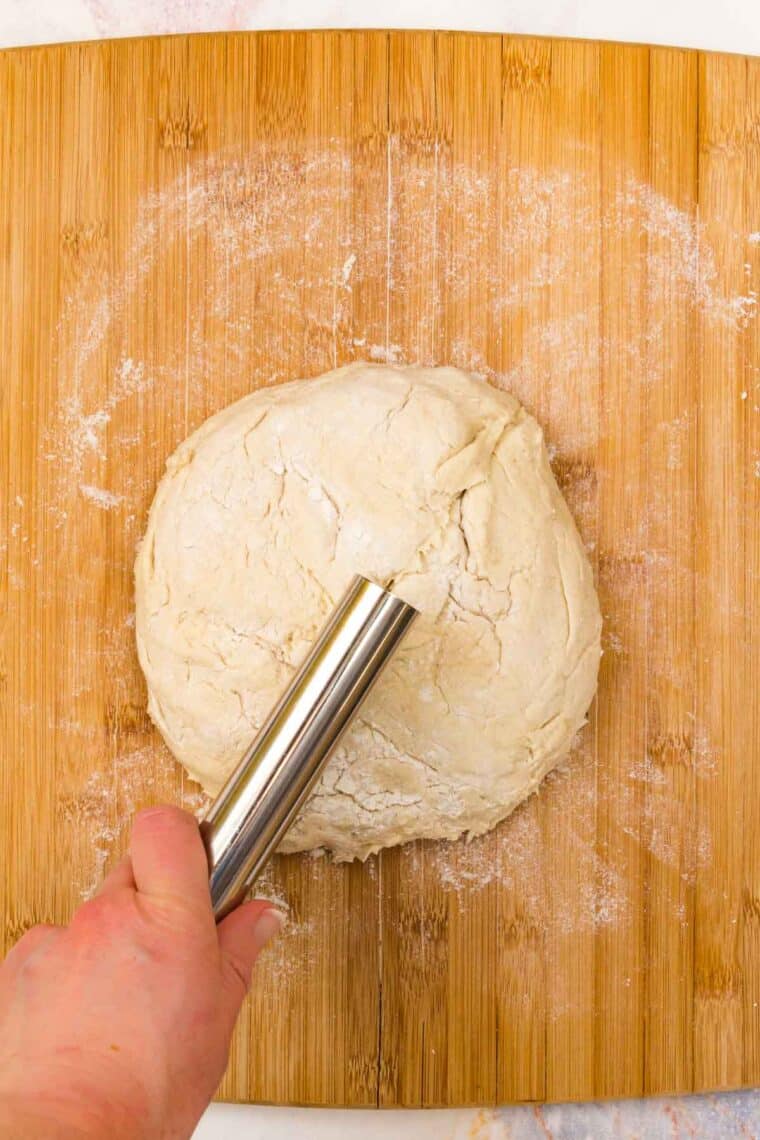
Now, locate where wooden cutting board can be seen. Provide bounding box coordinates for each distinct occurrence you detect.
[1,29,759,1107]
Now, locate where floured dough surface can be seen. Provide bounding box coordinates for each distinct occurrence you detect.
[135,363,601,860]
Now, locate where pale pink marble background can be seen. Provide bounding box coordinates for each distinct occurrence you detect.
[2,0,760,53]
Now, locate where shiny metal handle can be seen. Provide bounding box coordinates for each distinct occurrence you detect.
[200,575,417,920]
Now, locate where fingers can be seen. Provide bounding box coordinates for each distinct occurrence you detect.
[129,805,211,912]
[217,902,284,1000]
[95,855,135,897]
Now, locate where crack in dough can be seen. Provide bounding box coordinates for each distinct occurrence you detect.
[135,363,602,860]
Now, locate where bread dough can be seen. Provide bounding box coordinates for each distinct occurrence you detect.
[135,364,601,860]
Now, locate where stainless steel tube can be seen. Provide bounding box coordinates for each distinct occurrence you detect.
[200,575,417,920]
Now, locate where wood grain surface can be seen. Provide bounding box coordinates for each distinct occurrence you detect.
[1,30,759,1106]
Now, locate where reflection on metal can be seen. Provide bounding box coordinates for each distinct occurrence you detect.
[201,575,418,920]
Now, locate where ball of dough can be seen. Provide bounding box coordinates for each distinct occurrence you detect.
[135,364,601,860]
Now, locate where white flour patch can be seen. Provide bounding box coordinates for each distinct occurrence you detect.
[47,356,153,519]
[79,484,124,510]
[340,252,357,287]
[368,342,404,363]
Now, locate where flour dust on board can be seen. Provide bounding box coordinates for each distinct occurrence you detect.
[38,135,758,962]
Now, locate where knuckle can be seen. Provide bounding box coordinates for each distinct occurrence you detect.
[222,951,252,998]
[143,895,207,941]
[134,891,213,951]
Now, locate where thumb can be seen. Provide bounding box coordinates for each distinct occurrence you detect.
[217,901,285,1000]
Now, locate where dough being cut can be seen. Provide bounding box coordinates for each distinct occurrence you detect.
[135,364,601,860]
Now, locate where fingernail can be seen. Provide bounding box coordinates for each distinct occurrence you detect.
[253,907,286,951]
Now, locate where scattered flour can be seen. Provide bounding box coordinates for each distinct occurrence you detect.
[340,252,357,288]
[38,356,155,533]
[46,135,758,952]
[79,484,124,510]
[614,182,758,329]
[60,743,210,900]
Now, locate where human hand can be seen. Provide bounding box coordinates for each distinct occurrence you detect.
[0,805,283,1139]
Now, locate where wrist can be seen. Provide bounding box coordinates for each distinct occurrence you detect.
[0,1071,155,1140]
[0,1092,93,1139]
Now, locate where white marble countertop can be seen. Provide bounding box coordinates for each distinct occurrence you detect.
[2,2,760,1137]
[2,0,760,55]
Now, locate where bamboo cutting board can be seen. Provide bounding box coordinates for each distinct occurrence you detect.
[1,30,759,1107]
